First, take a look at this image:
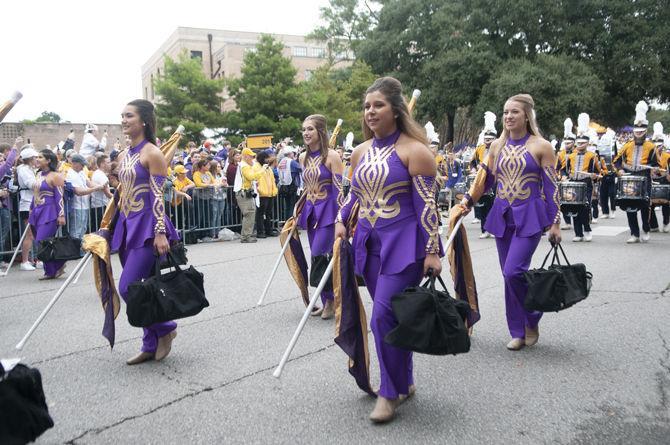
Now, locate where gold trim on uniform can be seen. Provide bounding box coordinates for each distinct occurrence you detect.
[149,175,166,234]
[543,165,562,224]
[496,144,540,204]
[118,153,150,216]
[351,145,409,227]
[303,155,330,203]
[32,174,53,207]
[412,175,440,254]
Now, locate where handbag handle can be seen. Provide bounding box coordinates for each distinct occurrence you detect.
[421,273,449,293]
[555,243,572,266]
[154,251,183,276]
[540,245,558,268]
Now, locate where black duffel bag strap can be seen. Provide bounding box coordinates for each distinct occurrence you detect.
[555,243,572,266]
[153,251,183,276]
[540,244,558,269]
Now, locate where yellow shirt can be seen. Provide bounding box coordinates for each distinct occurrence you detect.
[59,162,72,174]
[257,167,278,197]
[193,171,214,188]
[173,176,194,205]
[239,160,265,190]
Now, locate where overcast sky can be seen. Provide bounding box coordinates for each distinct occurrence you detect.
[0,0,330,124]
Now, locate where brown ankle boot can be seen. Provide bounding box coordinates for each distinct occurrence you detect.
[155,331,177,361]
[525,326,539,346]
[321,300,335,319]
[506,338,525,351]
[369,397,398,423]
[126,351,154,365]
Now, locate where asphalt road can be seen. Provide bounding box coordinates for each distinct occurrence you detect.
[1,210,669,444]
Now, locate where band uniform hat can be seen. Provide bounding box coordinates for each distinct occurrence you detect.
[633,100,649,132]
[483,111,497,138]
[241,147,256,157]
[575,113,590,144]
[563,118,576,141]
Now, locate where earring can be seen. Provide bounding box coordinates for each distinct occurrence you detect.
[142,123,146,127]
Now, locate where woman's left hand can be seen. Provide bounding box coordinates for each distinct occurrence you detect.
[547,223,561,245]
[154,233,170,256]
[423,253,442,277]
[57,216,66,226]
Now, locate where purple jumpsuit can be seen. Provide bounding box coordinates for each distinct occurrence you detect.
[297,149,342,304]
[482,134,560,339]
[112,140,180,353]
[338,130,442,399]
[29,172,66,278]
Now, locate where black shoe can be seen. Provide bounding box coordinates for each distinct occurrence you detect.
[257,233,267,239]
[269,230,279,236]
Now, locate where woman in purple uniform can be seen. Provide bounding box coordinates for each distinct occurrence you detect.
[298,114,344,319]
[335,78,443,423]
[30,149,66,280]
[461,94,561,351]
[115,99,180,365]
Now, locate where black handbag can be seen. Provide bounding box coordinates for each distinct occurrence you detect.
[524,243,592,312]
[126,252,209,327]
[36,227,82,262]
[0,363,54,444]
[310,254,333,291]
[384,275,471,356]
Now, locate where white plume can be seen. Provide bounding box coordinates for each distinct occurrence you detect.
[424,121,439,144]
[634,100,649,125]
[335,118,343,128]
[577,113,590,136]
[344,132,354,150]
[600,128,616,145]
[653,122,664,139]
[563,118,574,138]
[412,89,421,99]
[477,131,485,146]
[483,111,497,134]
[588,128,599,145]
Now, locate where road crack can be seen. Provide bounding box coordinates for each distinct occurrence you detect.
[64,343,336,444]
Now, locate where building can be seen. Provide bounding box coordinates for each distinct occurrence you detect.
[141,27,334,110]
[0,122,123,152]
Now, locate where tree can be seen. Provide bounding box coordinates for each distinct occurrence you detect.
[302,60,377,142]
[307,0,377,65]
[153,51,225,143]
[647,108,670,132]
[34,111,61,123]
[224,35,308,140]
[474,54,606,137]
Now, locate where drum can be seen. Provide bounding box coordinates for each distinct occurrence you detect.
[651,184,670,205]
[615,175,649,211]
[559,181,588,216]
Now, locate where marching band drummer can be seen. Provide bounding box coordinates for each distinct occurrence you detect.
[612,101,659,244]
[598,129,618,219]
[649,122,670,233]
[470,112,497,238]
[562,113,601,242]
[557,118,576,230]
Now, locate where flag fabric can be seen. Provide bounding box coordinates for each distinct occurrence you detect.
[83,128,184,347]
[332,238,376,396]
[279,193,310,307]
[447,206,481,327]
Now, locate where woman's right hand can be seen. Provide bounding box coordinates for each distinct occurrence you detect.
[458,200,471,216]
[335,222,348,239]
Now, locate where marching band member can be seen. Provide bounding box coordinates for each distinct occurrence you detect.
[649,122,670,233]
[612,101,658,243]
[562,114,601,242]
[470,112,497,238]
[335,77,443,423]
[461,94,561,351]
[29,150,67,280]
[558,118,576,229]
[114,99,180,365]
[598,129,618,219]
[298,114,343,320]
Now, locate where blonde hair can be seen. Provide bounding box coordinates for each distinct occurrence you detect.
[362,77,428,145]
[498,94,542,144]
[303,114,329,162]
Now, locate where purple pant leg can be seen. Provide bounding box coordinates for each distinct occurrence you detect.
[118,243,177,353]
[32,221,65,278]
[495,226,542,339]
[363,232,422,399]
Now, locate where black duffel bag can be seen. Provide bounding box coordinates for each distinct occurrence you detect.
[0,362,54,444]
[126,253,208,327]
[36,227,82,262]
[310,254,333,291]
[385,274,471,356]
[524,243,592,312]
[157,242,188,269]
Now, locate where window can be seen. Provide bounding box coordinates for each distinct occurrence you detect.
[190,50,203,60]
[311,47,326,58]
[292,46,307,57]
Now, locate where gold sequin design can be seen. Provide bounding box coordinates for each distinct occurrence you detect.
[352,145,409,227]
[332,174,345,208]
[32,174,53,207]
[542,165,562,224]
[303,155,330,203]
[496,143,540,204]
[412,175,440,254]
[150,176,166,234]
[118,153,149,216]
